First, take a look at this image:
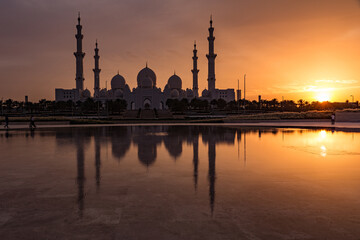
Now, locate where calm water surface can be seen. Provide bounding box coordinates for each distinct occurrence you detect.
[1,125,360,240]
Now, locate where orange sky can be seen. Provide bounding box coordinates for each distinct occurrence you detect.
[1,0,360,102]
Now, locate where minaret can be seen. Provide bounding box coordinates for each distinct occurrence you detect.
[74,13,85,91]
[93,40,101,98]
[192,41,199,97]
[206,15,217,92]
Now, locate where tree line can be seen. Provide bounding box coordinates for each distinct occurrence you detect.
[0,97,358,115]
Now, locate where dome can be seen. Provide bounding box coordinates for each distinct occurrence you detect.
[99,89,107,97]
[114,89,123,98]
[202,89,210,97]
[124,84,131,93]
[171,89,180,98]
[141,76,153,88]
[167,74,182,90]
[137,66,156,87]
[111,74,126,90]
[82,89,91,98]
[186,89,194,98]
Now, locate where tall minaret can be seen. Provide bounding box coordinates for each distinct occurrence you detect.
[206,15,217,92]
[74,13,85,91]
[192,41,199,97]
[93,40,101,98]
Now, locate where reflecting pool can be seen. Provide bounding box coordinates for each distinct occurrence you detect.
[1,125,360,239]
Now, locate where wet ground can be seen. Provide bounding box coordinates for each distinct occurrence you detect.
[1,125,360,239]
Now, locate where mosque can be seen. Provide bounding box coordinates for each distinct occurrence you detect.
[55,14,235,109]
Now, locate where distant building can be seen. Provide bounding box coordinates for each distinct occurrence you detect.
[55,88,81,102]
[55,14,235,108]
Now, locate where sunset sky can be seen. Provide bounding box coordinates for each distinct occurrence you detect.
[1,0,360,102]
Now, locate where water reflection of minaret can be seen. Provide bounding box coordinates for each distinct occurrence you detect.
[94,133,101,192]
[193,134,199,192]
[76,141,85,218]
[237,130,242,161]
[208,138,216,215]
[244,131,247,167]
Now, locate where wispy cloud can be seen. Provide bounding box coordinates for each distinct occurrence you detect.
[315,79,358,84]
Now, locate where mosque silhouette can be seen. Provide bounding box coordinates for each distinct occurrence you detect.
[55,14,235,109]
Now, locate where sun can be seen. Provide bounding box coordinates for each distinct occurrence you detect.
[316,92,330,102]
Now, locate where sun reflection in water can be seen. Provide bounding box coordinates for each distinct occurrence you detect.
[319,130,327,140]
[320,145,327,157]
[318,130,328,157]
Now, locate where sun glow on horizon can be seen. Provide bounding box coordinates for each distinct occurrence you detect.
[315,91,331,102]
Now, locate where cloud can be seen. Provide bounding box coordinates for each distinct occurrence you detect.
[315,79,358,84]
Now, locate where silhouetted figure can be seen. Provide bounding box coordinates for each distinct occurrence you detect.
[4,115,9,129]
[29,115,36,129]
[331,113,335,125]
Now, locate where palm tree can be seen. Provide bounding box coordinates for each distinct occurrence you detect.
[297,99,304,111]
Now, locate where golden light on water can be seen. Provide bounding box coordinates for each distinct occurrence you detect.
[319,130,327,139]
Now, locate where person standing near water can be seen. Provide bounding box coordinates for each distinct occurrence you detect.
[4,115,9,128]
[29,115,36,129]
[331,112,335,125]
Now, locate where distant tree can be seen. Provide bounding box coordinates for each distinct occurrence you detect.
[217,99,227,110]
[5,99,13,111]
[297,99,304,111]
[190,98,203,110]
[81,98,96,112]
[269,98,279,109]
[112,99,127,113]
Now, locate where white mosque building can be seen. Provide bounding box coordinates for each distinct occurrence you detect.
[55,14,235,109]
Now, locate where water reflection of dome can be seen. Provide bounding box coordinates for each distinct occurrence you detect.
[138,144,156,166]
[112,141,131,160]
[110,127,131,161]
[164,136,182,159]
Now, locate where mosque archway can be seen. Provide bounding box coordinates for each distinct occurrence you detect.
[143,99,152,109]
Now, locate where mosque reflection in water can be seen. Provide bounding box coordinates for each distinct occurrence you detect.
[53,126,275,217]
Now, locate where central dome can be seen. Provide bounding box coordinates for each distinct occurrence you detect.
[111,74,126,90]
[137,66,156,87]
[167,74,182,90]
[141,76,154,88]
